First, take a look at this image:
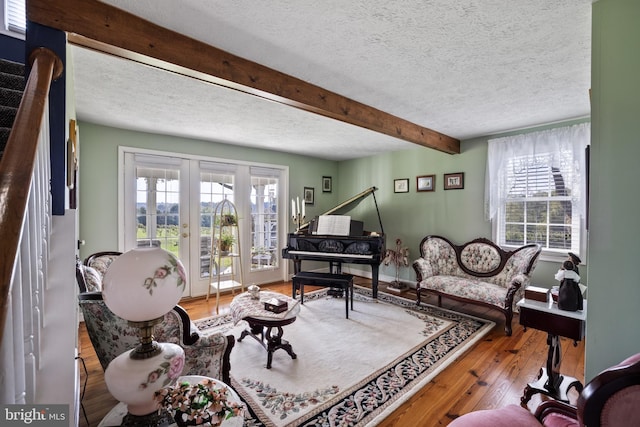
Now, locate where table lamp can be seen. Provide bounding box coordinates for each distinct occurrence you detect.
[102,246,187,426]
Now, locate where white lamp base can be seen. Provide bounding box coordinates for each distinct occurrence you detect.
[105,342,185,416]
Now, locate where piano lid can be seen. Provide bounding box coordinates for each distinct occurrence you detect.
[299,186,384,235]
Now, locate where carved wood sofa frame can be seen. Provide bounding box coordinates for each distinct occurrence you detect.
[413,235,541,336]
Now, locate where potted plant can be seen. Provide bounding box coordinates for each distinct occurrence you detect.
[221,214,237,226]
[155,378,243,426]
[219,233,235,254]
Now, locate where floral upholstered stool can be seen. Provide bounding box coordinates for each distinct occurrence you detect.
[230,291,301,369]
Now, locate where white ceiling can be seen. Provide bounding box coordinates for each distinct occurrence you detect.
[71,0,593,161]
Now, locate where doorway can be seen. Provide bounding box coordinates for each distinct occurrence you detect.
[121,149,287,297]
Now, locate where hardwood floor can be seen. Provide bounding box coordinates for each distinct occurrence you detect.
[78,279,584,427]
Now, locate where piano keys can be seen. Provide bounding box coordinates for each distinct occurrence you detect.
[282,187,385,298]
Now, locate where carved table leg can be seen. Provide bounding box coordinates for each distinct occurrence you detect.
[520,333,583,406]
[264,326,296,369]
[238,324,264,345]
[239,320,297,369]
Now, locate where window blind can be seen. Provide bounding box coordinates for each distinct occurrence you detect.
[6,0,26,33]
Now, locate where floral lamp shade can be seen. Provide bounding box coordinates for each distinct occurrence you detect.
[103,247,187,322]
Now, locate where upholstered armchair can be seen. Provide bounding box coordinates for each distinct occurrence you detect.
[79,292,234,384]
[76,251,122,293]
[77,251,236,383]
[448,352,640,426]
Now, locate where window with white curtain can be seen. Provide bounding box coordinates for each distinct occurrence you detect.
[485,123,590,260]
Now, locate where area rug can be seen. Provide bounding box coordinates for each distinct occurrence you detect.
[194,287,494,427]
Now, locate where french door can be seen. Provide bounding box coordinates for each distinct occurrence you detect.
[120,149,287,297]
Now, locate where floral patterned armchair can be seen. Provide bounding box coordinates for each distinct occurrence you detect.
[76,251,122,293]
[78,293,234,384]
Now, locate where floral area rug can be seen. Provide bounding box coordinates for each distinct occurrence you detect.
[194,287,494,427]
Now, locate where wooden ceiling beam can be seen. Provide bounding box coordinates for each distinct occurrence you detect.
[28,0,460,154]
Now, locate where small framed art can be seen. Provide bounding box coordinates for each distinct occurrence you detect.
[322,176,332,193]
[417,175,435,192]
[394,178,409,193]
[444,172,464,190]
[304,187,315,205]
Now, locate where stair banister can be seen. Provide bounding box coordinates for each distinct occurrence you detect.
[0,47,62,344]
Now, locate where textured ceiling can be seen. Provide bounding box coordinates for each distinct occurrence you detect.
[71,0,593,160]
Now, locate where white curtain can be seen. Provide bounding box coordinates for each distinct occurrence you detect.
[484,122,590,222]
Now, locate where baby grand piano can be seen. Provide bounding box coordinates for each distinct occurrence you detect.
[282,187,385,298]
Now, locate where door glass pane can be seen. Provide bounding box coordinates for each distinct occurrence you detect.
[199,172,234,279]
[136,167,180,257]
[250,176,278,271]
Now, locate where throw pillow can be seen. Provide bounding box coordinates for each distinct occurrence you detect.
[83,266,102,292]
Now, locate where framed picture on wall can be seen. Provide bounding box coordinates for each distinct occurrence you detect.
[322,176,332,193]
[416,175,435,192]
[444,172,464,190]
[394,178,409,193]
[304,187,315,205]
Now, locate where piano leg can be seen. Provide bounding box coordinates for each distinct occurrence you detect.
[371,265,379,299]
[329,261,342,274]
[292,260,302,297]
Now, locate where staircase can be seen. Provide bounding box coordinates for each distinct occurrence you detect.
[0,58,25,158]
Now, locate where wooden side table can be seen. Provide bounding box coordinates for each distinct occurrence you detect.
[517,298,587,406]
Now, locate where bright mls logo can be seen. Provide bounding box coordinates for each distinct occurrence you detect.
[1,405,68,426]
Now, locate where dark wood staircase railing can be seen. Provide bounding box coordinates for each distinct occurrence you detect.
[0,47,63,341]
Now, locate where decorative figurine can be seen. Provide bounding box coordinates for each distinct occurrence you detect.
[555,257,583,311]
[248,284,260,300]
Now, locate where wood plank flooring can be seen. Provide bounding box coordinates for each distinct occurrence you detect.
[78,279,584,427]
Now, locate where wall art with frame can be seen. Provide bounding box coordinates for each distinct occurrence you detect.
[322,176,332,193]
[304,187,315,205]
[444,172,464,190]
[416,175,435,192]
[394,178,409,193]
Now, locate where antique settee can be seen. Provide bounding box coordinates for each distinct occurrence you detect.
[412,235,541,335]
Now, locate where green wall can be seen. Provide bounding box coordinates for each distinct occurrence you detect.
[79,117,586,289]
[77,122,339,259]
[587,0,640,380]
[80,118,590,291]
[338,120,588,287]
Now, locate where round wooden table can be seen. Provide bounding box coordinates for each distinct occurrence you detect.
[230,291,300,369]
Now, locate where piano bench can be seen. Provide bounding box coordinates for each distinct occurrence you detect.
[292,272,354,319]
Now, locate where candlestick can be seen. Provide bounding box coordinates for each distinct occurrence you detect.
[292,196,305,233]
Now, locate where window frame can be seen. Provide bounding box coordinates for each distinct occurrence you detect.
[3,0,26,35]
[487,124,590,264]
[491,158,587,263]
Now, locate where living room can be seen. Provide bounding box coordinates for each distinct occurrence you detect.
[2,0,639,426]
[68,0,640,382]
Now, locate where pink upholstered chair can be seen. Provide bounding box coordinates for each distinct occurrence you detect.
[448,352,640,427]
